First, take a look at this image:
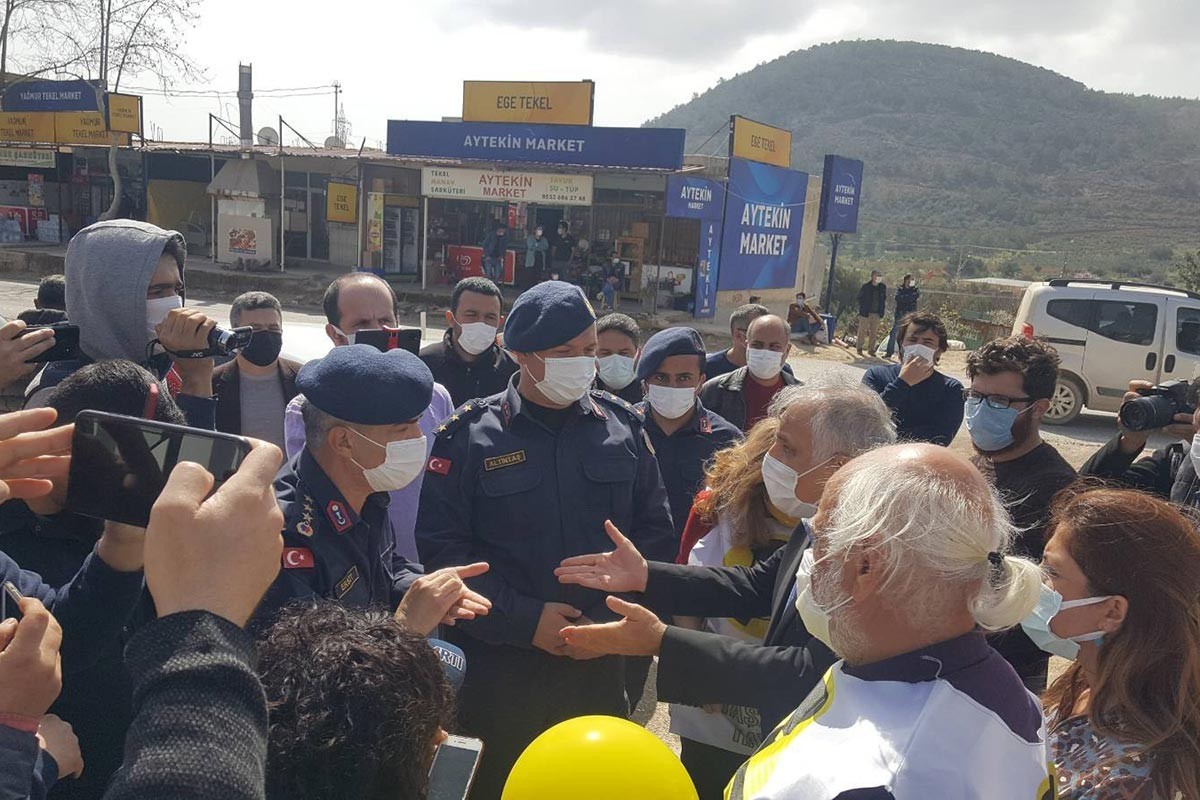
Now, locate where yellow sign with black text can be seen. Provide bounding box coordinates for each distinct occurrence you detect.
[463,81,594,126]
[730,115,792,168]
[327,182,358,224]
[107,93,141,134]
[0,112,55,144]
[54,112,125,145]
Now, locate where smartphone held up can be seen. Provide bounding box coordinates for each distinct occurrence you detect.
[65,411,251,528]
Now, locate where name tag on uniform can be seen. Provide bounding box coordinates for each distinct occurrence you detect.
[484,450,526,471]
[336,566,359,598]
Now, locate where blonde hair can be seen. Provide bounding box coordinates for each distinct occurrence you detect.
[693,419,779,550]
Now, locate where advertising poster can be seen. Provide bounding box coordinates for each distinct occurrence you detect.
[694,218,723,319]
[218,214,273,264]
[28,174,43,207]
[665,174,725,220]
[366,192,385,258]
[717,157,809,291]
[817,155,865,234]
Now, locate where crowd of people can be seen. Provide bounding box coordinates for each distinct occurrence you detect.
[0,218,1198,800]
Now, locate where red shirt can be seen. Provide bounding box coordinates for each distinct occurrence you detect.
[743,374,783,430]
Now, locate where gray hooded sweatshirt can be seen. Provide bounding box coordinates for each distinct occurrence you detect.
[25,220,213,428]
[67,219,186,364]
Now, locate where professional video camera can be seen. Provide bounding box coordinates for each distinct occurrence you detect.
[1117,379,1200,432]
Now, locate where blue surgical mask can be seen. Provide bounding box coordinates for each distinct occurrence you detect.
[1020,583,1112,661]
[965,396,1019,452]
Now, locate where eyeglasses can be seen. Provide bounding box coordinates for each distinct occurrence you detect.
[963,389,1034,410]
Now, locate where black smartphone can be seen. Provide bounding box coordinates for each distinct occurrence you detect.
[350,327,422,355]
[427,735,484,800]
[65,411,251,527]
[2,581,22,621]
[21,323,80,363]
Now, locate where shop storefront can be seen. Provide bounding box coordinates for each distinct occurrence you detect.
[0,147,64,243]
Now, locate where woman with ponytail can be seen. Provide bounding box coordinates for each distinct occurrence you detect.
[1032,488,1200,800]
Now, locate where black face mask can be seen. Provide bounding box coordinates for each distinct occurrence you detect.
[240,330,283,367]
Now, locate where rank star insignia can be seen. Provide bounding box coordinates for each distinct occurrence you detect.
[450,414,460,422]
[437,425,447,433]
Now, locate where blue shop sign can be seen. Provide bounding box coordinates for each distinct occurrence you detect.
[3,79,100,112]
[387,120,685,171]
[666,174,725,220]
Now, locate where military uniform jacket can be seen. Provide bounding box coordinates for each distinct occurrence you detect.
[639,399,742,541]
[259,450,421,623]
[416,378,676,647]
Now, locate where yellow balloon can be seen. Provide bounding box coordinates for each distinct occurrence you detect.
[502,715,699,800]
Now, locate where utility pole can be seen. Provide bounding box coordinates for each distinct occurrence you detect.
[333,81,341,138]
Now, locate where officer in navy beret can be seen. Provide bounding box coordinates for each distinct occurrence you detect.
[635,327,742,545]
[417,281,674,799]
[261,345,492,635]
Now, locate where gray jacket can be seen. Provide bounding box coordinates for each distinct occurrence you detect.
[698,366,801,432]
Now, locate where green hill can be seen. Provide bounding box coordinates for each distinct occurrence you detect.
[646,40,1200,271]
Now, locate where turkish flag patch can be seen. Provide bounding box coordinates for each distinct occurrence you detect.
[282,547,314,569]
[427,456,452,475]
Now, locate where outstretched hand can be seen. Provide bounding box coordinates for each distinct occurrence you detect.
[394,562,492,635]
[559,596,667,658]
[554,520,649,593]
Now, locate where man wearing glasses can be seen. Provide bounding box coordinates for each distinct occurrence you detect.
[964,335,1077,693]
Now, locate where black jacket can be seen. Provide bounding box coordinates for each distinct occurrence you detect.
[857,281,887,316]
[697,366,800,432]
[419,330,519,408]
[640,524,835,736]
[894,284,919,318]
[1080,434,1198,505]
[212,358,301,437]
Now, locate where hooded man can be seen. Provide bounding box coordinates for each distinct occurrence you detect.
[25,220,221,429]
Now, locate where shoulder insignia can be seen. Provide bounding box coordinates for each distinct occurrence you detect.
[335,565,360,599]
[642,428,656,456]
[593,390,643,422]
[297,519,315,537]
[326,500,352,533]
[427,456,453,475]
[282,547,314,569]
[439,398,490,437]
[699,413,712,434]
[589,395,607,419]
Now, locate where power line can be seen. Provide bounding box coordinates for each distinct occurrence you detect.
[123,84,334,98]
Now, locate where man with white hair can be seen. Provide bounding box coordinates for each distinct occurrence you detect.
[723,443,1052,800]
[555,384,896,743]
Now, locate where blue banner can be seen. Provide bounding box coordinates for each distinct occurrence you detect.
[693,218,723,319]
[387,120,685,170]
[666,175,725,220]
[2,79,99,112]
[717,157,809,291]
[817,155,864,234]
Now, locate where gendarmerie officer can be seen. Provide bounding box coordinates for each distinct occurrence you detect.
[416,281,675,800]
[259,344,432,621]
[636,326,742,546]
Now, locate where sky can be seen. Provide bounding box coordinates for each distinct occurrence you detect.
[87,0,1200,148]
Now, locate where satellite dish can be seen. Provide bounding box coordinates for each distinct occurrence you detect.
[257,126,280,146]
[324,135,345,149]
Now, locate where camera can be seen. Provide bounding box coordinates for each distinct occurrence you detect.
[207,326,254,356]
[1117,380,1199,431]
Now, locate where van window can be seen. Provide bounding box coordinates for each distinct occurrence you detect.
[1046,298,1157,345]
[1046,299,1093,329]
[1176,308,1200,356]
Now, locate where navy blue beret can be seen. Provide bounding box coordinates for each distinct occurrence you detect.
[297,344,433,424]
[636,327,707,381]
[503,280,597,353]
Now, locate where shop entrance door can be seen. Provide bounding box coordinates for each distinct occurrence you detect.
[283,172,329,261]
[535,208,563,237]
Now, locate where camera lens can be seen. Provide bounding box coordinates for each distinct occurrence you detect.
[1118,395,1179,431]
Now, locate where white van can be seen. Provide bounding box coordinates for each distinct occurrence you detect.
[1010,279,1200,424]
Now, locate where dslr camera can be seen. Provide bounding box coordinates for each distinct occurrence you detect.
[1117,380,1200,432]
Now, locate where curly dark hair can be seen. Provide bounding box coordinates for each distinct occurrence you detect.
[966,336,1061,400]
[257,602,455,800]
[897,312,949,352]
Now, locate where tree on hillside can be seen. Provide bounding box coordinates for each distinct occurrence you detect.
[23,0,203,219]
[1173,251,1200,293]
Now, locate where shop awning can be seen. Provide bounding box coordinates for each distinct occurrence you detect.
[207,157,280,197]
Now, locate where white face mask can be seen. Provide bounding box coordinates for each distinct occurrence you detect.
[596,354,636,390]
[761,453,829,520]
[532,354,596,405]
[455,320,498,356]
[348,430,428,493]
[794,548,853,651]
[902,343,936,364]
[646,384,696,420]
[746,347,784,381]
[146,295,182,342]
